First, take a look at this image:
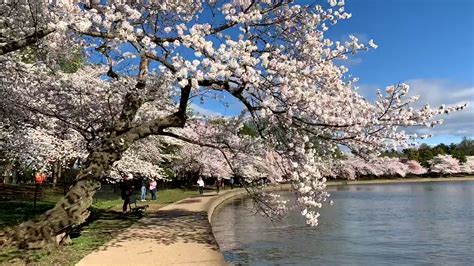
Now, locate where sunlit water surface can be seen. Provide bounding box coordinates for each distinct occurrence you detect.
[212,181,474,265]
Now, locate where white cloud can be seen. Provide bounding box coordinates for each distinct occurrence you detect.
[358,79,474,138]
[404,79,473,137]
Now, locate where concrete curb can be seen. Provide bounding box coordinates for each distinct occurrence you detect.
[206,189,247,223]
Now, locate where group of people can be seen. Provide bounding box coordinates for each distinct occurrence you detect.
[197,176,235,195]
[120,174,158,214]
[140,177,157,201]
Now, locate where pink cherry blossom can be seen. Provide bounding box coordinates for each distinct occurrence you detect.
[429,155,461,175]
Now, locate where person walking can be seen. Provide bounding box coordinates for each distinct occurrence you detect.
[149,178,157,201]
[140,177,147,201]
[230,177,234,189]
[120,174,133,214]
[215,177,221,194]
[197,177,205,195]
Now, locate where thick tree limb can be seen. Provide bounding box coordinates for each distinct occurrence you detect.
[159,131,222,150]
[0,29,54,55]
[177,84,192,117]
[114,56,149,132]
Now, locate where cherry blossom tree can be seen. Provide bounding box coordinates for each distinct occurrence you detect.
[173,141,232,180]
[378,157,408,177]
[0,119,86,185]
[460,156,474,175]
[109,136,170,181]
[0,0,467,247]
[406,160,427,175]
[0,0,55,56]
[336,159,358,180]
[171,119,286,185]
[337,158,372,179]
[337,156,409,179]
[7,126,85,170]
[429,154,461,176]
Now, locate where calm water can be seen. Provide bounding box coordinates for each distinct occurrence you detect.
[212,181,474,265]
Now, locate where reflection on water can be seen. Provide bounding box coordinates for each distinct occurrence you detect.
[212,181,474,265]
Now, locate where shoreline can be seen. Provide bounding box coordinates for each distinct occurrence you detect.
[326,175,474,186]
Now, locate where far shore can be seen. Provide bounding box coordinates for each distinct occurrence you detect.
[326,175,474,186]
[255,175,474,193]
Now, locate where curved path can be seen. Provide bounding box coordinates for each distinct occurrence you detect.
[77,189,244,266]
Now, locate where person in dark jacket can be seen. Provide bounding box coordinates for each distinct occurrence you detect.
[120,174,134,214]
[215,177,221,194]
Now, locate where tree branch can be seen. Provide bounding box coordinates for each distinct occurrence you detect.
[0,28,54,55]
[114,56,149,132]
[177,83,192,118]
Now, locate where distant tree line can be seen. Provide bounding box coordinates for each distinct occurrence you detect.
[382,137,474,167]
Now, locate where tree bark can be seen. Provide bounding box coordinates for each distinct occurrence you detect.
[12,169,18,184]
[1,137,126,248]
[57,164,62,188]
[2,157,103,248]
[0,29,55,56]
[52,162,61,189]
[2,160,14,184]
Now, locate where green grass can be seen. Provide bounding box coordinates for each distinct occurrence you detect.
[0,186,64,228]
[154,188,200,204]
[0,185,199,265]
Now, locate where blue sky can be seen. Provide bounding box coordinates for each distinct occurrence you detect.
[333,0,474,146]
[191,0,474,145]
[329,0,474,85]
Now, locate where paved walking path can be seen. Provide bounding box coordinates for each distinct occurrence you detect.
[77,189,244,266]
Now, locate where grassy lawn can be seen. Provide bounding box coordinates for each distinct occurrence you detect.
[0,185,199,265]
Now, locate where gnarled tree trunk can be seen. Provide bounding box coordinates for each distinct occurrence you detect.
[0,111,186,248]
[1,148,115,248]
[2,159,14,184]
[0,46,191,247]
[52,162,61,189]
